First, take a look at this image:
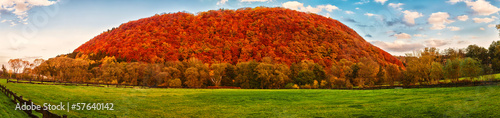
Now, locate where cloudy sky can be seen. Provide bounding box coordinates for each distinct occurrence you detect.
[0,0,499,66]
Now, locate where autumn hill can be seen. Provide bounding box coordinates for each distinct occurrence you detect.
[73,7,403,68]
[1,7,421,89]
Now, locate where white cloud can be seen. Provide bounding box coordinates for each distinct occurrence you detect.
[10,21,17,26]
[394,33,412,39]
[355,0,369,5]
[317,4,339,12]
[464,0,500,16]
[282,1,339,13]
[345,11,355,14]
[302,5,323,13]
[428,12,454,30]
[356,7,360,10]
[480,27,485,30]
[447,0,499,15]
[488,24,497,27]
[447,0,465,4]
[448,0,499,15]
[282,1,303,11]
[371,39,424,52]
[364,13,376,17]
[240,0,269,2]
[218,0,270,5]
[402,10,423,25]
[217,0,228,5]
[413,34,427,37]
[0,0,57,23]
[473,17,495,23]
[447,26,461,31]
[425,39,449,47]
[457,15,468,21]
[374,0,388,5]
[325,13,330,18]
[388,3,404,10]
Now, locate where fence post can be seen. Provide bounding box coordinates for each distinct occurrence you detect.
[28,100,32,114]
[12,93,16,101]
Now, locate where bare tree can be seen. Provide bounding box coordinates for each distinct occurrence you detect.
[32,59,45,81]
[8,59,22,81]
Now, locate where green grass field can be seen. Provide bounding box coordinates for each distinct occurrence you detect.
[1,78,499,118]
[0,87,29,117]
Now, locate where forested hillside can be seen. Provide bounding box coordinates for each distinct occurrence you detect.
[74,7,403,68]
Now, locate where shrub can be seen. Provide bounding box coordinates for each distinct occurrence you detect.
[486,75,495,81]
[284,83,295,89]
[354,78,366,88]
[401,71,413,86]
[328,76,345,88]
[169,78,182,87]
[345,80,353,89]
[312,80,319,89]
[300,84,312,89]
[320,80,327,89]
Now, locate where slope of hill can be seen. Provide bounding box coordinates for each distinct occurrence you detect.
[74,7,403,68]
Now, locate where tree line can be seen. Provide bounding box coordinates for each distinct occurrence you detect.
[1,13,499,89]
[0,40,499,89]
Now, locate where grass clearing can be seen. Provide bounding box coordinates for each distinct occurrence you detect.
[1,78,499,117]
[0,87,29,117]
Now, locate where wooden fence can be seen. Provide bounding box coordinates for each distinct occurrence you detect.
[207,86,241,89]
[5,77,500,90]
[332,79,500,90]
[0,84,66,118]
[6,78,239,89]
[6,78,146,88]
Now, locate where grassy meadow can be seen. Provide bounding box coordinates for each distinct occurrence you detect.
[0,78,499,117]
[0,88,29,117]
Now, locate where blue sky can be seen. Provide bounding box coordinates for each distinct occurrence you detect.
[0,0,499,66]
